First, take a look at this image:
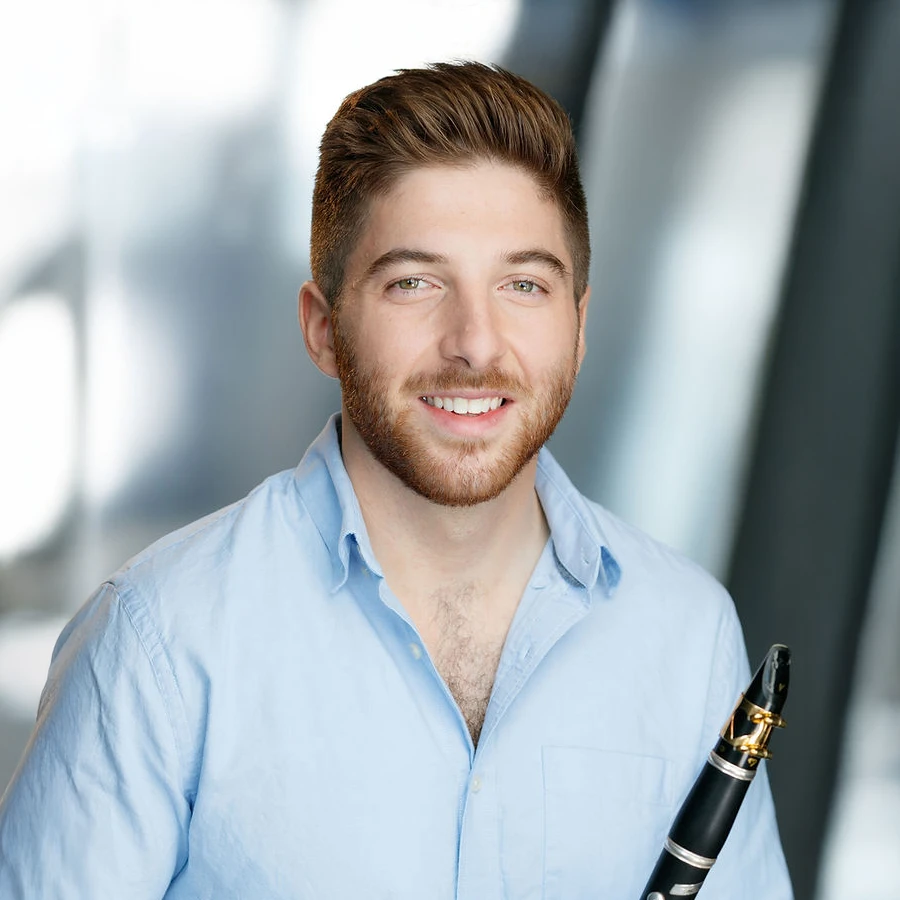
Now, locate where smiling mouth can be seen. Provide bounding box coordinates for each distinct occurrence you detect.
[421,396,507,415]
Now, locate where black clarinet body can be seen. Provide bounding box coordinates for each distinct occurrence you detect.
[639,644,790,899]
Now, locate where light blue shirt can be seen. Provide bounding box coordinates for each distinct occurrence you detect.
[0,416,791,898]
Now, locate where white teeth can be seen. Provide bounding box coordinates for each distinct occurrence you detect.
[422,396,503,415]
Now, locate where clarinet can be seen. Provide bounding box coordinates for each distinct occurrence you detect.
[639,643,790,899]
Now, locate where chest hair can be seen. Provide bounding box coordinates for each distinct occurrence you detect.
[424,583,510,746]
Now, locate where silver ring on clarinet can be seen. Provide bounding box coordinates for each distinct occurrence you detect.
[707,750,757,782]
[664,837,716,870]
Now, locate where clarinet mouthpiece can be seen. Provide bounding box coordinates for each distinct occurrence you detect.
[752,643,791,711]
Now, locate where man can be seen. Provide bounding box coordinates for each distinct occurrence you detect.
[0,63,792,898]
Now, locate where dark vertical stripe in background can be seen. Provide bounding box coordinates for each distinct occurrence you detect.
[501,0,617,139]
[727,2,900,897]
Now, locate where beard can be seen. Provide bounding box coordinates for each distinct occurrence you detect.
[332,317,579,507]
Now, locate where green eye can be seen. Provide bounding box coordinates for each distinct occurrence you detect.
[396,278,422,291]
[512,280,537,292]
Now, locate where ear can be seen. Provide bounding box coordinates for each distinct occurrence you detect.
[299,281,339,378]
[575,285,590,371]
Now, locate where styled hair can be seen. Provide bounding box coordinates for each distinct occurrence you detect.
[310,61,590,305]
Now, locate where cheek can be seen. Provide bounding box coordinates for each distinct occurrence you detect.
[516,319,580,368]
[372,314,441,366]
[351,318,436,379]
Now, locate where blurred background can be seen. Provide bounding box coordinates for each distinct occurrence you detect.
[1,0,897,896]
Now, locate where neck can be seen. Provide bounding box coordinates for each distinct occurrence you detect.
[339,417,549,599]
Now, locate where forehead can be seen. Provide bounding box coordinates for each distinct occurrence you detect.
[347,161,571,272]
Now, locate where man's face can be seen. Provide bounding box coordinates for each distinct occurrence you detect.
[331,160,588,507]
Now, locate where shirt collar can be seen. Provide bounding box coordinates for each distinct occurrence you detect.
[535,449,621,598]
[292,414,381,592]
[294,414,621,598]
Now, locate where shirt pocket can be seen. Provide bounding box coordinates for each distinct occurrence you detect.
[542,745,675,899]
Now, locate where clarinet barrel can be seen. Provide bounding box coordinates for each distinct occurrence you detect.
[639,643,790,900]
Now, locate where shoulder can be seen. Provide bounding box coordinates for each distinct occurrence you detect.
[590,499,729,605]
[124,468,305,570]
[538,447,727,603]
[575,492,747,694]
[53,469,326,776]
[581,500,751,753]
[83,465,336,665]
[537,446,735,635]
[113,468,312,595]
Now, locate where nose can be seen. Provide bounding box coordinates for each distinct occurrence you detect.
[437,285,507,371]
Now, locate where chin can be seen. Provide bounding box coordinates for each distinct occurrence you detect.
[385,440,538,507]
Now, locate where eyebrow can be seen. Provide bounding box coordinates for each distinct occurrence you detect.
[360,248,449,282]
[503,249,571,280]
[358,246,572,283]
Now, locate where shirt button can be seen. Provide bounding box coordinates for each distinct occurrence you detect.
[409,643,423,660]
[471,776,482,793]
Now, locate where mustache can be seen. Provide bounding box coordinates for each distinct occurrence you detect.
[403,368,527,396]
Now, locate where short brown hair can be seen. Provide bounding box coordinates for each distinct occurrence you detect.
[310,61,590,305]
